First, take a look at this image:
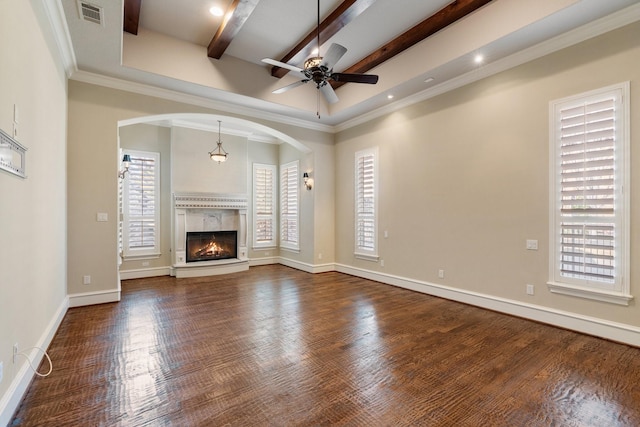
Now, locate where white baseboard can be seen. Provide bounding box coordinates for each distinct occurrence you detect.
[249,256,279,266]
[335,264,640,347]
[278,257,336,274]
[75,260,640,346]
[119,266,172,280]
[0,296,69,427]
[68,289,121,308]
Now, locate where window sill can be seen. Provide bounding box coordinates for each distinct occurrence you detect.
[253,245,277,251]
[547,281,633,306]
[355,253,379,262]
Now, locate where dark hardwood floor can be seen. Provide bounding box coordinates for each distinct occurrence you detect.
[11,265,640,426]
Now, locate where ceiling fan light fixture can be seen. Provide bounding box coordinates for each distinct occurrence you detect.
[304,57,323,69]
[209,6,224,17]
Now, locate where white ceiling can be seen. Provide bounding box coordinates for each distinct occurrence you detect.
[59,0,640,134]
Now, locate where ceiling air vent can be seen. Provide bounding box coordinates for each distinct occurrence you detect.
[77,1,103,25]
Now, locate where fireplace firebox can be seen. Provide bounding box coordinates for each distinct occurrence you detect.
[186,231,237,263]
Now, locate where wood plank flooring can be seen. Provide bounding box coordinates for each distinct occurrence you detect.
[11,265,640,426]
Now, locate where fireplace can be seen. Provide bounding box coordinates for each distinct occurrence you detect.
[173,193,248,278]
[186,231,237,263]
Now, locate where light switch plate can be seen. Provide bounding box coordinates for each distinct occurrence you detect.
[526,239,538,250]
[97,212,108,222]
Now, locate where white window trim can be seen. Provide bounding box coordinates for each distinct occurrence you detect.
[252,163,277,249]
[122,149,161,259]
[547,82,632,305]
[354,147,379,261]
[280,160,300,252]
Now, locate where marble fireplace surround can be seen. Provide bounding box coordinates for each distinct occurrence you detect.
[172,193,248,278]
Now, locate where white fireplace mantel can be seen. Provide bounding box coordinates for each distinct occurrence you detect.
[172,192,249,278]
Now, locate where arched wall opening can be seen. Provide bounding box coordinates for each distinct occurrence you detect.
[117,113,314,279]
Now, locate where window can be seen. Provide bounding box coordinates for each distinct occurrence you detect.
[548,83,631,305]
[122,150,160,258]
[355,147,378,261]
[253,163,277,248]
[280,161,299,251]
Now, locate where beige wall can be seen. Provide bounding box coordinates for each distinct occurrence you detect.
[171,127,248,194]
[67,81,335,296]
[335,22,640,327]
[0,0,68,416]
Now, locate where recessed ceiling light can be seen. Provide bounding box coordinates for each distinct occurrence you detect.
[209,6,224,17]
[424,77,434,83]
[387,94,394,100]
[474,54,484,64]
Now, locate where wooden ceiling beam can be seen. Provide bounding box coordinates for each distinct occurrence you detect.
[332,0,493,89]
[208,0,261,59]
[123,0,142,35]
[271,0,378,79]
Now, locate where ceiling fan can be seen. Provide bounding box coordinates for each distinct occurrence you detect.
[261,0,379,110]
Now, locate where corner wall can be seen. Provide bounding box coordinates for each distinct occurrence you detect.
[335,22,640,343]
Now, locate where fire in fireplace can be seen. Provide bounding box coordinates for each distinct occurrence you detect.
[186,231,237,263]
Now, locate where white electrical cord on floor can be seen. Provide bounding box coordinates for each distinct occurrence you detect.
[16,347,53,377]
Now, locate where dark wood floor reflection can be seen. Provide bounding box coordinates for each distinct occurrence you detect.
[12,265,640,426]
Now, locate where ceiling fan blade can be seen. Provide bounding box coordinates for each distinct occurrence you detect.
[319,83,339,104]
[262,58,304,73]
[272,80,308,94]
[331,73,379,84]
[321,43,347,70]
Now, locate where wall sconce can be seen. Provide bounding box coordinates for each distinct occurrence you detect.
[303,172,313,190]
[118,154,131,179]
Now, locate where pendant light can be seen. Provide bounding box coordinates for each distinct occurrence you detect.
[209,120,228,163]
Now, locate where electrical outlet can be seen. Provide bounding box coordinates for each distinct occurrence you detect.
[83,275,91,285]
[318,253,323,260]
[438,269,445,279]
[142,261,150,267]
[13,343,18,363]
[380,259,385,267]
[526,284,535,295]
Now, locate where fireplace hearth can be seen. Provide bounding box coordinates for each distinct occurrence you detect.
[186,231,237,263]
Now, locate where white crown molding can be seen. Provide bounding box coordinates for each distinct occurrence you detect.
[37,0,78,77]
[70,70,335,134]
[169,119,279,143]
[51,1,640,134]
[335,2,640,133]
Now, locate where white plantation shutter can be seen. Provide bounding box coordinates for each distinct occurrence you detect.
[253,164,276,248]
[355,148,378,259]
[123,150,160,257]
[550,83,629,301]
[280,161,299,250]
